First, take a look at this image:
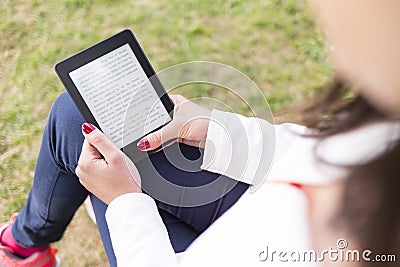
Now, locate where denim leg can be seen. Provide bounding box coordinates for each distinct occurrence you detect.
[90,195,117,267]
[12,92,88,247]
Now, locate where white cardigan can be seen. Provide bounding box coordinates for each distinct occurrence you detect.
[105,110,399,267]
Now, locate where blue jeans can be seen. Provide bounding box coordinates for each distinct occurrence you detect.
[11,92,248,266]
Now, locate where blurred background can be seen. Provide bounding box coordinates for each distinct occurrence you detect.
[0,0,331,265]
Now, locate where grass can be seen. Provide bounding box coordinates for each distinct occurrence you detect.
[0,0,331,265]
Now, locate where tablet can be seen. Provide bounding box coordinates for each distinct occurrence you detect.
[55,29,174,162]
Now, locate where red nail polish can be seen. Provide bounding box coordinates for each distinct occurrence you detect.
[82,122,96,134]
[137,139,150,150]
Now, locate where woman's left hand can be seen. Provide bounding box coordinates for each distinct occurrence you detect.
[76,123,142,204]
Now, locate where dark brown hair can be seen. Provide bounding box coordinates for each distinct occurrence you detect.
[303,79,400,266]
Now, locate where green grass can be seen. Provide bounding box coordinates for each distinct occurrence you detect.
[0,0,331,265]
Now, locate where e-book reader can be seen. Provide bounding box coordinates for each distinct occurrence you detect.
[55,29,174,162]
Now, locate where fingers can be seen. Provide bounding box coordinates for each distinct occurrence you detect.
[81,122,121,163]
[137,121,178,151]
[169,94,185,105]
[76,135,108,179]
[80,138,102,160]
[136,94,187,151]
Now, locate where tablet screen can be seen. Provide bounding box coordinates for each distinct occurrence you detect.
[69,43,171,149]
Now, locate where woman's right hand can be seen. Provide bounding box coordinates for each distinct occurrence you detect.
[137,94,211,151]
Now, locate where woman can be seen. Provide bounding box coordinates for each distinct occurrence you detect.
[1,0,400,266]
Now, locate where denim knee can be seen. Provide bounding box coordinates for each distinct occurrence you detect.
[45,92,85,173]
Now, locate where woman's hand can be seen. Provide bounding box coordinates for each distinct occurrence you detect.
[137,94,211,151]
[76,123,142,204]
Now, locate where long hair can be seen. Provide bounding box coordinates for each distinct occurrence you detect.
[301,79,400,266]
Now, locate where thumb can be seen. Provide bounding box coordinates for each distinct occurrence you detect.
[82,122,120,163]
[137,122,178,151]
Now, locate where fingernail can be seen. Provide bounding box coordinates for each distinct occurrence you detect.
[82,122,96,134]
[137,139,150,150]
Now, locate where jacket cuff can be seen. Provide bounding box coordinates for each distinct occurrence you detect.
[201,109,275,186]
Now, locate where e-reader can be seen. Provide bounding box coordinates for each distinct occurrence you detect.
[55,29,174,162]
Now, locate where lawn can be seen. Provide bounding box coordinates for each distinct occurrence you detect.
[0,0,331,265]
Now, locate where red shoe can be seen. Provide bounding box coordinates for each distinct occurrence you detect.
[0,214,60,267]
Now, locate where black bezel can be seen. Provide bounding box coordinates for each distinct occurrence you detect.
[55,29,174,162]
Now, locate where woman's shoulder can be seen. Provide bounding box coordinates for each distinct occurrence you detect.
[313,120,400,165]
[268,120,400,185]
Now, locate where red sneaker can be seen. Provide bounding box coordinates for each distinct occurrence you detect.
[0,214,60,267]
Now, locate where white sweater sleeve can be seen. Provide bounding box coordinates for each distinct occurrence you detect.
[200,109,276,187]
[200,109,348,188]
[106,193,178,267]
